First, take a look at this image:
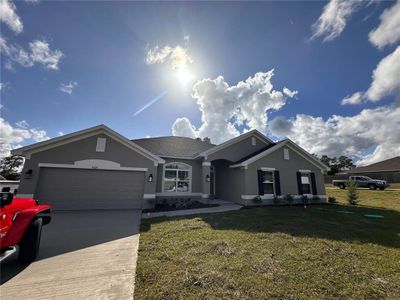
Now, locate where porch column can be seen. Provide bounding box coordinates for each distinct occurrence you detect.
[201,162,211,199]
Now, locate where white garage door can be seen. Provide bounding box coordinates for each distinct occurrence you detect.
[35,167,145,210]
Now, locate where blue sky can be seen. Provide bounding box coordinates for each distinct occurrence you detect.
[1,0,400,165]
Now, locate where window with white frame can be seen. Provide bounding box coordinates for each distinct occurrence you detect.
[262,171,275,194]
[163,162,191,192]
[301,173,311,194]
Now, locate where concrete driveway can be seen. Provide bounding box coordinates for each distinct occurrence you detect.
[1,210,141,300]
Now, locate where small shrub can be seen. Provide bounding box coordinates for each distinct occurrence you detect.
[347,179,359,205]
[312,196,320,203]
[300,195,309,206]
[252,196,262,204]
[328,196,337,204]
[283,194,294,205]
[273,195,280,205]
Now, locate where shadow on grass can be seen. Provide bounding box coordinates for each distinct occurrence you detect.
[141,204,400,248]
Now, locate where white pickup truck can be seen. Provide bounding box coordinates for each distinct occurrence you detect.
[0,175,19,194]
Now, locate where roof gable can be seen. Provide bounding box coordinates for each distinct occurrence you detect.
[196,129,273,159]
[230,139,330,172]
[11,125,164,164]
[347,156,400,173]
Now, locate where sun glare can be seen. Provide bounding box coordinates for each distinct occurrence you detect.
[175,68,193,85]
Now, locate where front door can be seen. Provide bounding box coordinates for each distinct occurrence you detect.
[210,166,215,197]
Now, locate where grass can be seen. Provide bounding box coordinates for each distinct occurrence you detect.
[135,189,400,299]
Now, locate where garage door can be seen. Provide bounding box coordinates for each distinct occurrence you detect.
[35,167,145,210]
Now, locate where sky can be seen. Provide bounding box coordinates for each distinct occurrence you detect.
[1,0,399,166]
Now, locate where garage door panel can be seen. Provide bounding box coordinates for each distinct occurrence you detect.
[36,168,145,210]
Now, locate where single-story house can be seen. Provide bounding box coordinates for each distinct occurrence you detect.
[12,125,329,210]
[339,156,400,183]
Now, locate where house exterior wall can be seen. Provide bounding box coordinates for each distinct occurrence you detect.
[155,157,203,195]
[206,135,270,162]
[243,146,326,204]
[18,133,157,200]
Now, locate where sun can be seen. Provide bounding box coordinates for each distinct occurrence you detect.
[175,67,193,85]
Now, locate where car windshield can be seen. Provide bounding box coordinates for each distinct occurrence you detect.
[361,176,372,180]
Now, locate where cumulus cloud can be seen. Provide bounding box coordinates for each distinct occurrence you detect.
[171,117,197,139]
[0,37,63,70]
[369,0,400,49]
[0,0,23,34]
[0,118,49,158]
[269,105,400,166]
[146,45,193,70]
[341,46,400,104]
[171,70,296,144]
[59,81,78,94]
[283,87,298,98]
[341,91,363,105]
[311,0,364,42]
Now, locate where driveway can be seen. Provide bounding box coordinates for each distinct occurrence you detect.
[1,210,141,300]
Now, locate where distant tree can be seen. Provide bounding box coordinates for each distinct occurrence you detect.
[0,155,24,180]
[203,137,211,143]
[319,155,355,175]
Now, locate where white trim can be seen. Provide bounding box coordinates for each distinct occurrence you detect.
[157,155,195,160]
[156,192,202,197]
[202,194,209,198]
[260,167,276,171]
[299,169,311,173]
[11,124,164,164]
[230,139,329,172]
[143,194,156,199]
[202,162,211,167]
[38,162,148,172]
[196,129,273,158]
[15,194,34,198]
[162,162,192,193]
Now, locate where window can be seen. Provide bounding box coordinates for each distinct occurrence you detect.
[283,148,289,160]
[163,162,191,192]
[301,173,311,194]
[262,171,275,194]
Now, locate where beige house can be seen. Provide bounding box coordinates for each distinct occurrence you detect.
[13,124,329,210]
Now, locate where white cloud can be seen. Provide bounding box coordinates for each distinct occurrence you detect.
[0,0,23,34]
[0,117,49,158]
[341,91,363,105]
[341,46,400,105]
[311,0,364,42]
[269,105,400,166]
[171,70,296,144]
[0,37,63,70]
[171,117,197,139]
[369,0,400,49]
[146,45,193,70]
[59,81,78,94]
[16,120,29,128]
[283,87,298,98]
[365,46,400,101]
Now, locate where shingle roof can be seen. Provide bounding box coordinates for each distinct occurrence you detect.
[232,143,277,164]
[346,156,400,173]
[132,136,216,158]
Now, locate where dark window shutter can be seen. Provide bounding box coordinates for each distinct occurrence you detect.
[257,170,264,195]
[310,172,318,195]
[296,172,303,195]
[274,170,281,196]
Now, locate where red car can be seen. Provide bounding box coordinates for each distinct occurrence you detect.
[0,193,51,263]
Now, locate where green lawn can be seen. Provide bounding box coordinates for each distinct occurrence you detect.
[135,190,400,299]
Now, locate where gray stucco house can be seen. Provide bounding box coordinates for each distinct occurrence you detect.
[12,124,329,210]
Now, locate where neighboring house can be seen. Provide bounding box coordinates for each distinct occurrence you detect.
[339,156,400,183]
[12,125,329,210]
